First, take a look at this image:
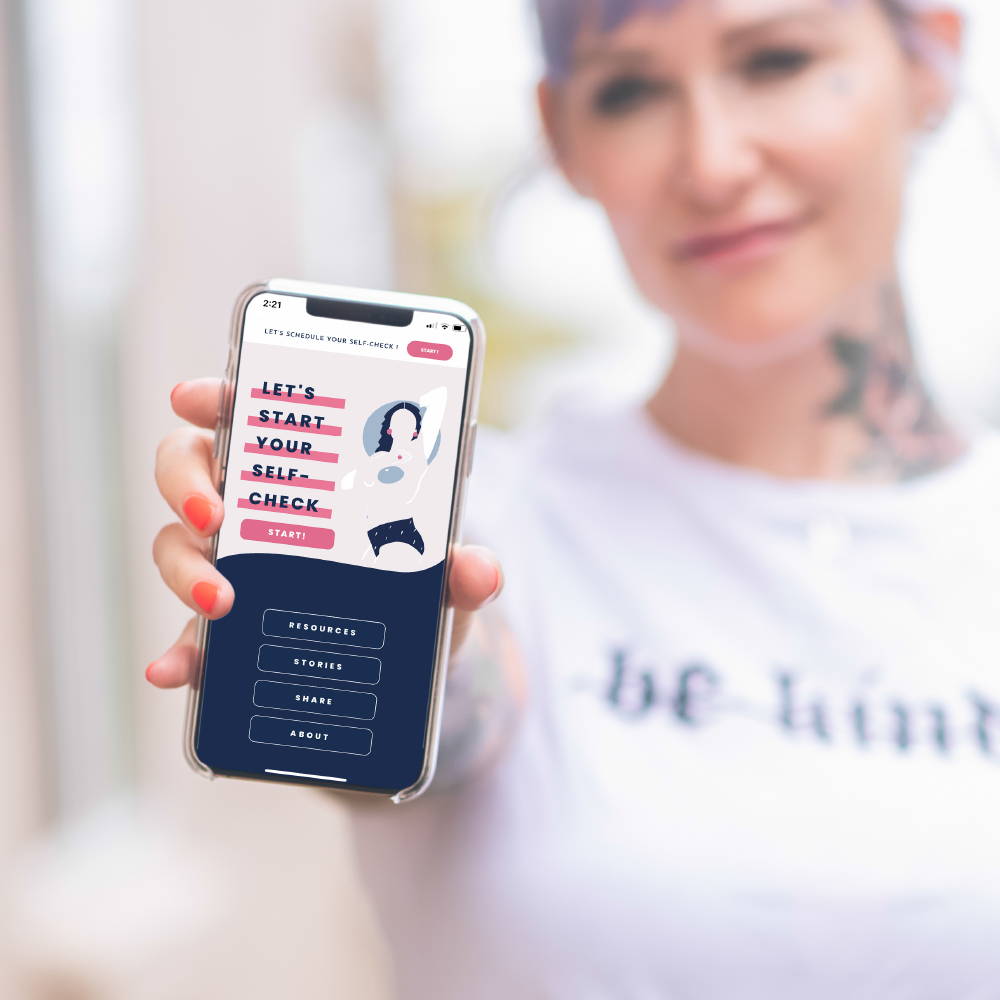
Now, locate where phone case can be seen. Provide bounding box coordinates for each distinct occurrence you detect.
[183,278,486,803]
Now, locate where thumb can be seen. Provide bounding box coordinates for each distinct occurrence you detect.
[446,544,503,657]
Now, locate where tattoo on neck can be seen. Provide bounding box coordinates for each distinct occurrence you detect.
[822,284,964,481]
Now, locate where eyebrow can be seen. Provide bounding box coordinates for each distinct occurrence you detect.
[570,5,833,71]
[722,7,832,46]
[570,47,653,71]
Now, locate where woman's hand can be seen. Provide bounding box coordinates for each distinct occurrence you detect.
[146,377,503,688]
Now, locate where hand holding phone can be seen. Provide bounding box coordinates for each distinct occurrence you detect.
[149,280,497,801]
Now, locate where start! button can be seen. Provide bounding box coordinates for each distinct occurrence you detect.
[407,340,453,361]
[241,519,334,550]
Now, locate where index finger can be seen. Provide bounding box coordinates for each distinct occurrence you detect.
[171,377,223,429]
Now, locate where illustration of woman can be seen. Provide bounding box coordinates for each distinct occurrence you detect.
[340,386,447,561]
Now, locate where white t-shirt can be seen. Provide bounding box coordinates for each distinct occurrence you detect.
[348,399,1000,1000]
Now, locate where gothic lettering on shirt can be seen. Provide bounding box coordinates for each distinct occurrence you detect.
[594,645,1000,761]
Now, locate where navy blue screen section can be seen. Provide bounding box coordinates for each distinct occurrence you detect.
[195,551,446,792]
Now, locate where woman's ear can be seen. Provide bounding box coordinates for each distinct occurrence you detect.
[907,7,964,131]
[536,76,593,198]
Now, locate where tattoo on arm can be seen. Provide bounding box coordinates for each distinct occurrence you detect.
[431,605,526,792]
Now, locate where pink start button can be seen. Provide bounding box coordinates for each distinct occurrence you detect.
[241,518,335,550]
[407,340,453,361]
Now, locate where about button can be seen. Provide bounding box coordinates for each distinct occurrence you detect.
[407,340,453,361]
[249,714,372,755]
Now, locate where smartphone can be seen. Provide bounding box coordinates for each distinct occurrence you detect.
[184,279,484,802]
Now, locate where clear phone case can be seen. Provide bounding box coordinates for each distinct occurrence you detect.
[183,278,486,803]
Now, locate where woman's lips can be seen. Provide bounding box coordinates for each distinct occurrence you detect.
[673,217,806,268]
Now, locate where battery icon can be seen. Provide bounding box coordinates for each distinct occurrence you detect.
[452,324,462,330]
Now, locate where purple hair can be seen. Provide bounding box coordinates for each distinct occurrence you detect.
[534,0,924,81]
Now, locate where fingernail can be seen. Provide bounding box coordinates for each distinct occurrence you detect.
[483,557,504,605]
[183,494,214,532]
[170,382,185,406]
[145,661,158,683]
[192,581,218,614]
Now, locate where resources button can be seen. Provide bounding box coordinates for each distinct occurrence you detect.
[262,608,386,649]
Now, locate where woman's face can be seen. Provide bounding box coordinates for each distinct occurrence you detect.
[388,409,418,447]
[540,0,950,349]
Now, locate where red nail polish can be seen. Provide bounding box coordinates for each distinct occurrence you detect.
[183,495,214,532]
[192,581,218,614]
[170,382,185,406]
[145,662,157,682]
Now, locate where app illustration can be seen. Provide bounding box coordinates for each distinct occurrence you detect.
[338,388,448,565]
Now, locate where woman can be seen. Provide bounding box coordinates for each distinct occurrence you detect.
[342,389,448,562]
[151,0,1000,996]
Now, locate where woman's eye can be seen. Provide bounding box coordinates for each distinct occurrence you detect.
[743,47,814,81]
[591,75,670,116]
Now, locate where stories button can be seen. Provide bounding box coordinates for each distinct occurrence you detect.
[241,519,334,550]
[262,608,386,649]
[249,714,372,755]
[257,644,381,684]
[407,340,453,361]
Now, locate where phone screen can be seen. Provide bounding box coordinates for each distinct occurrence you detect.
[194,290,474,793]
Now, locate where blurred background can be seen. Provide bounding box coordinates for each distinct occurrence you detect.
[1,0,999,996]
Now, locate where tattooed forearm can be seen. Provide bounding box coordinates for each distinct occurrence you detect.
[821,282,964,481]
[430,606,526,792]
